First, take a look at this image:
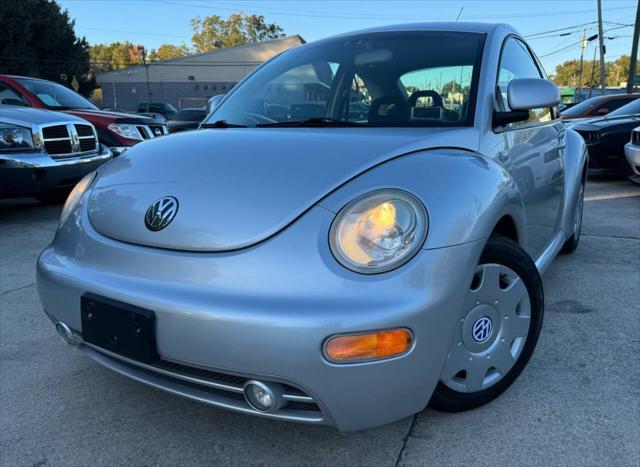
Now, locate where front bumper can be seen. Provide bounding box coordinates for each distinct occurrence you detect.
[37,198,484,431]
[0,146,111,197]
[624,142,640,177]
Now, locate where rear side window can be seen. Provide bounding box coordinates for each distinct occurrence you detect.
[496,37,552,127]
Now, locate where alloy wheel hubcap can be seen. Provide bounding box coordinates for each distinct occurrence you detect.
[441,264,531,393]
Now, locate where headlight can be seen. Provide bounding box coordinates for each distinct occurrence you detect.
[108,123,142,141]
[0,123,34,151]
[329,189,428,274]
[59,172,97,227]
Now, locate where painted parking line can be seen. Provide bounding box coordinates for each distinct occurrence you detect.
[584,192,640,202]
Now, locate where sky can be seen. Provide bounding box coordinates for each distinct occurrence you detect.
[57,0,638,75]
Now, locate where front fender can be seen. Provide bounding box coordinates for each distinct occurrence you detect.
[319,149,526,250]
[560,129,588,237]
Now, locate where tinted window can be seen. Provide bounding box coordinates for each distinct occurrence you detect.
[15,78,97,110]
[496,38,551,126]
[206,31,485,127]
[0,84,28,106]
[591,97,635,115]
[560,96,606,117]
[175,109,206,121]
[608,98,640,117]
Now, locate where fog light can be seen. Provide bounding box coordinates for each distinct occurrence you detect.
[243,381,284,413]
[324,328,413,363]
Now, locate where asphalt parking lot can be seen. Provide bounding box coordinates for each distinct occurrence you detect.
[1,177,638,466]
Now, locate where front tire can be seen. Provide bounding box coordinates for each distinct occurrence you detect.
[429,235,544,412]
[561,179,585,254]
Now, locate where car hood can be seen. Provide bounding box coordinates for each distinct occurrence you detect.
[65,108,154,124]
[87,127,478,251]
[571,113,640,130]
[167,120,199,126]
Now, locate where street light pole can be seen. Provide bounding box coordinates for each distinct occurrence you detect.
[626,0,640,93]
[597,0,606,91]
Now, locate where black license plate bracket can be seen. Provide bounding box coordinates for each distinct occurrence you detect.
[81,293,159,363]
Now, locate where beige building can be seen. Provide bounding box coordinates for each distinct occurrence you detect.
[97,35,305,110]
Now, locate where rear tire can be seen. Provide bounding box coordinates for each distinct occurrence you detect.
[429,235,544,412]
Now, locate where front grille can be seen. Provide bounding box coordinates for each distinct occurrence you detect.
[44,140,72,155]
[79,138,97,152]
[136,126,151,139]
[42,125,69,139]
[148,125,165,137]
[632,131,640,145]
[82,343,323,420]
[75,124,94,137]
[41,122,99,158]
[576,130,599,145]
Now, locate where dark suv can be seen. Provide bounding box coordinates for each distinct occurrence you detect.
[137,102,177,120]
[0,75,168,156]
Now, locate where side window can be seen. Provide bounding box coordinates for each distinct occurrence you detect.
[0,84,28,106]
[496,38,552,127]
[590,98,629,116]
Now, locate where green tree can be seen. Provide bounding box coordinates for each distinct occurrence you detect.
[191,12,283,52]
[89,41,146,75]
[0,0,93,95]
[552,55,639,88]
[149,44,190,62]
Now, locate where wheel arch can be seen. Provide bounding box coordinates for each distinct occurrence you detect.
[560,129,588,237]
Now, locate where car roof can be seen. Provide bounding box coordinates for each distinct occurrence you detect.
[324,22,518,39]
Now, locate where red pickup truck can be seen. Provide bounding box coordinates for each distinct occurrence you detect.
[0,75,167,155]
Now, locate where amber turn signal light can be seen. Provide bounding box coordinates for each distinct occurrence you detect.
[324,329,413,363]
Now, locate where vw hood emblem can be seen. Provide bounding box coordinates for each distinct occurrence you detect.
[472,316,493,343]
[145,196,179,231]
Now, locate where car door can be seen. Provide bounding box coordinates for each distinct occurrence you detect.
[495,37,564,258]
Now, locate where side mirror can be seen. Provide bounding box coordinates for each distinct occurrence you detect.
[493,78,560,127]
[507,78,560,111]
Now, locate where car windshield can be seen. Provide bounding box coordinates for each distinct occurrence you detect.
[607,98,640,117]
[15,78,98,110]
[560,96,605,117]
[205,31,485,128]
[175,109,206,121]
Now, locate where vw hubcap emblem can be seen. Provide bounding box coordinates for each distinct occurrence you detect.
[144,196,178,231]
[472,316,493,343]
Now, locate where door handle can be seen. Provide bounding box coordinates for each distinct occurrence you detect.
[498,150,508,161]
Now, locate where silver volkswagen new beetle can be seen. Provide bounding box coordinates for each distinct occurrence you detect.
[37,23,587,431]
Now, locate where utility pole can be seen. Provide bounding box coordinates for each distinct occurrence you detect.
[576,29,587,102]
[589,46,597,98]
[626,0,640,93]
[597,0,606,91]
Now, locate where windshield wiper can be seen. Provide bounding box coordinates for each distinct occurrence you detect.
[201,120,247,128]
[256,117,365,128]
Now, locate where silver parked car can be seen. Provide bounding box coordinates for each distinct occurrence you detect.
[0,106,111,202]
[37,23,587,431]
[624,126,640,183]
